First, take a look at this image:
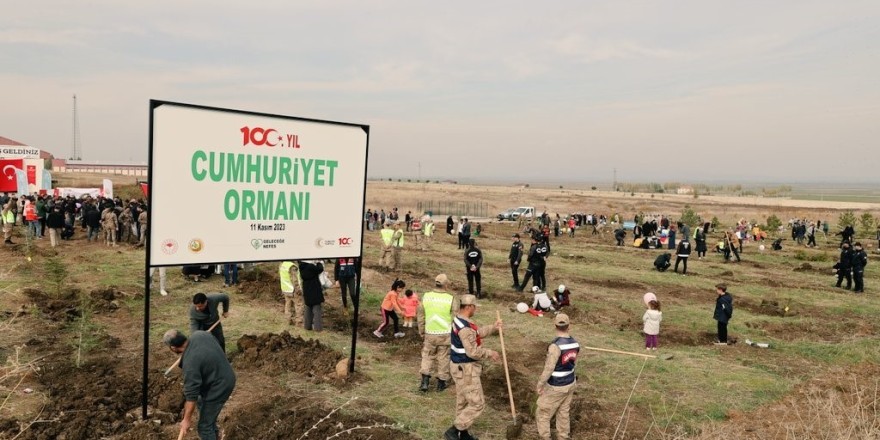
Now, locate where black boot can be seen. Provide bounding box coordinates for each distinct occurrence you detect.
[419,374,431,392]
[460,430,479,440]
[436,379,448,392]
[444,426,460,440]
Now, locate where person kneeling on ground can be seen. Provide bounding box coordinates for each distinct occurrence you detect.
[532,286,555,313]
[654,253,671,272]
[554,284,571,309]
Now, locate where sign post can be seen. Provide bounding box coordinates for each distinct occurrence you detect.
[144,100,369,419]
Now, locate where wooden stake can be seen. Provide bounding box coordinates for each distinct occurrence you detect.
[582,345,657,359]
[496,311,517,421]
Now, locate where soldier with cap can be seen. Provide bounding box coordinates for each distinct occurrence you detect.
[417,273,456,392]
[379,221,395,269]
[445,294,502,440]
[535,313,579,440]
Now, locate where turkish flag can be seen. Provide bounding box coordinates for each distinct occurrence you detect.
[139,182,149,198]
[0,159,23,193]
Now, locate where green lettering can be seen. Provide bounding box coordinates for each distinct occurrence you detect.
[278,157,292,185]
[313,159,325,186]
[325,160,338,186]
[246,154,261,183]
[263,156,278,184]
[289,191,303,219]
[224,190,238,220]
[191,150,207,181]
[227,153,245,182]
[275,190,288,219]
[299,158,313,186]
[208,152,224,182]
[241,190,256,220]
[304,192,309,220]
[256,191,274,220]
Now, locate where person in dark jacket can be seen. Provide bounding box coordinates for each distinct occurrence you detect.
[614,228,626,246]
[713,284,733,344]
[334,257,359,314]
[839,225,855,246]
[674,240,691,274]
[446,215,454,235]
[851,242,868,293]
[190,292,229,352]
[163,329,236,440]
[654,253,671,272]
[508,234,524,288]
[84,205,102,242]
[518,236,541,292]
[46,205,65,247]
[298,260,325,331]
[464,239,484,298]
[694,226,708,259]
[836,242,853,289]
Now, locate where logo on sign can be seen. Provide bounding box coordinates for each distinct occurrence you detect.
[314,237,336,248]
[251,239,263,250]
[161,239,179,255]
[188,239,204,253]
[338,237,354,247]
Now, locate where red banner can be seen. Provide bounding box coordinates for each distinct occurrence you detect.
[0,159,23,193]
[139,182,149,198]
[26,165,36,185]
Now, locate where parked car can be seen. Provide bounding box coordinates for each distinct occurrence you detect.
[497,208,516,221]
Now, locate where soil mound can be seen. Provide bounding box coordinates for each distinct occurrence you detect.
[590,279,645,291]
[237,267,281,300]
[22,287,82,321]
[233,332,358,384]
[223,395,418,440]
[0,357,181,440]
[89,287,126,313]
[482,364,534,424]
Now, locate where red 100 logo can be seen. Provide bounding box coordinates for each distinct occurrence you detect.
[240,126,301,149]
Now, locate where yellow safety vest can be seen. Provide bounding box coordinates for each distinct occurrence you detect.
[380,228,394,246]
[423,223,434,236]
[422,291,454,335]
[2,209,13,225]
[279,261,295,293]
[392,229,404,248]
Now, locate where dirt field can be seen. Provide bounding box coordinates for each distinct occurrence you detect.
[0,178,878,439]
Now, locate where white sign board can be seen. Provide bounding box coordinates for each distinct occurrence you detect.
[149,101,368,265]
[0,147,41,159]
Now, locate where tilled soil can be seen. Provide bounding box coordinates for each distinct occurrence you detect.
[222,394,419,440]
[233,331,361,386]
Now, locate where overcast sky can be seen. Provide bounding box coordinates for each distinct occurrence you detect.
[2,1,879,183]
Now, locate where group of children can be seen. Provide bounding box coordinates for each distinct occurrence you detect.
[373,279,421,338]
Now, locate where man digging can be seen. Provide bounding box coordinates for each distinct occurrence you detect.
[163,329,236,440]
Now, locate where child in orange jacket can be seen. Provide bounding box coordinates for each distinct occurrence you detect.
[374,279,406,338]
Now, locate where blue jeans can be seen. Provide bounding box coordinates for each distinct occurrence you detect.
[223,264,238,285]
[197,396,230,440]
[28,220,41,238]
[87,226,100,241]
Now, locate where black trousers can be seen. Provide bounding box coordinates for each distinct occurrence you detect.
[520,265,537,291]
[837,270,852,289]
[535,265,546,290]
[674,256,688,274]
[339,276,356,308]
[510,262,520,287]
[853,269,864,292]
[717,321,728,343]
[807,235,816,247]
[196,321,226,352]
[467,270,482,296]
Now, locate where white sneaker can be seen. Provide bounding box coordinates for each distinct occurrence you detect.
[393,332,405,338]
[373,330,384,338]
[160,290,169,297]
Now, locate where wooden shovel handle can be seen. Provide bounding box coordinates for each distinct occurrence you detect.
[496,310,516,421]
[582,345,657,359]
[165,319,222,376]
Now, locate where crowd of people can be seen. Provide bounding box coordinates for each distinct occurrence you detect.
[1,192,148,247]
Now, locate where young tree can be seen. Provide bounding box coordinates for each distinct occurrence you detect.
[838,211,857,229]
[766,214,782,232]
[679,205,700,228]
[859,212,875,234]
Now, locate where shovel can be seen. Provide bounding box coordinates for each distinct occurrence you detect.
[582,345,674,361]
[164,318,222,377]
[496,311,523,439]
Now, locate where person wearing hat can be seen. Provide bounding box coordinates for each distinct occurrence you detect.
[417,274,456,392]
[379,221,395,269]
[508,233,524,288]
[851,242,868,293]
[535,313,579,440]
[445,294,502,440]
[464,238,484,298]
[163,328,236,440]
[554,285,571,309]
[531,286,554,313]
